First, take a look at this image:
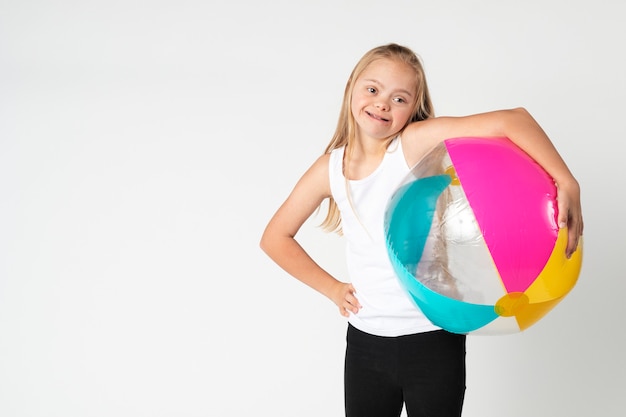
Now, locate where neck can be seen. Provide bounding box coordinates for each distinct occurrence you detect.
[344,135,396,180]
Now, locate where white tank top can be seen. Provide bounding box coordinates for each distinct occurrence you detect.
[329,137,439,336]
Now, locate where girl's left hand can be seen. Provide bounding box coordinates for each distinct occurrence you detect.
[556,179,583,258]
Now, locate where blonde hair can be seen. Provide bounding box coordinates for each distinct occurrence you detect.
[320,43,435,234]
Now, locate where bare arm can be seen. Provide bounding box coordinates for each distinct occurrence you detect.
[259,154,361,317]
[402,107,583,257]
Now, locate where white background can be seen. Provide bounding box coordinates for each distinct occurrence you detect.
[1,1,624,416]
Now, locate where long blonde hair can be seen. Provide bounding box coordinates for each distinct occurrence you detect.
[320,43,435,234]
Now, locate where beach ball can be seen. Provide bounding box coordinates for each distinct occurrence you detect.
[384,137,582,335]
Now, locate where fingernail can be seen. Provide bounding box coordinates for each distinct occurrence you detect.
[559,222,566,229]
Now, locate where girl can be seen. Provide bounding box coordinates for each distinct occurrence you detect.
[260,43,583,417]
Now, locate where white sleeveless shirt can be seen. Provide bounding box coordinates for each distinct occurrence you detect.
[328,137,439,337]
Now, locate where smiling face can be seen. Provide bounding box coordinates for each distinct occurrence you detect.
[350,58,418,142]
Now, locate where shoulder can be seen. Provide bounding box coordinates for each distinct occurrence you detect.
[311,152,331,173]
[400,119,448,166]
[295,153,332,200]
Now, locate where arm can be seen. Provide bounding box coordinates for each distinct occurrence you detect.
[259,154,361,317]
[403,107,583,258]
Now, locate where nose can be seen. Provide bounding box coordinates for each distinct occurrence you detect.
[375,100,390,111]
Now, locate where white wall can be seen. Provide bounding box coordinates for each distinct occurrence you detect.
[1,0,623,416]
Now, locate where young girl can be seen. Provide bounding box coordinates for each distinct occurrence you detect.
[260,43,583,417]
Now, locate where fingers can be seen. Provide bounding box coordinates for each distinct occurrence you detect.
[558,207,583,259]
[556,186,583,259]
[338,284,361,317]
[566,227,579,259]
[564,213,584,258]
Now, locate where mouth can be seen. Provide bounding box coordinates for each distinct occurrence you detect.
[365,111,390,123]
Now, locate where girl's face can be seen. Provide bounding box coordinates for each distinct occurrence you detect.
[351,58,417,142]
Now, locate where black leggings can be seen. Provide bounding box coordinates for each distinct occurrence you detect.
[344,324,466,417]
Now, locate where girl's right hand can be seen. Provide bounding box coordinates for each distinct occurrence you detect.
[329,281,361,317]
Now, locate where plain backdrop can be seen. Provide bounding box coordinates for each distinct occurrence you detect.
[1,1,624,416]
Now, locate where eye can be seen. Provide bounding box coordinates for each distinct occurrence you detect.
[393,97,407,104]
[367,87,377,94]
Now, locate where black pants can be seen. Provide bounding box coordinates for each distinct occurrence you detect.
[345,324,466,417]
